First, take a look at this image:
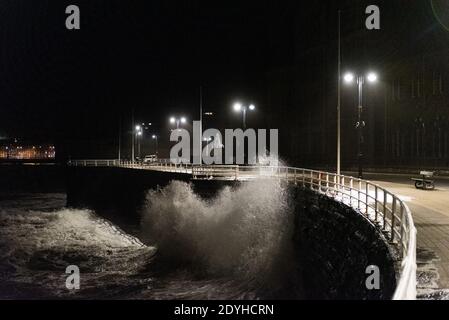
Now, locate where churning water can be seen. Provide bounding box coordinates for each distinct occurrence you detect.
[0,180,301,299]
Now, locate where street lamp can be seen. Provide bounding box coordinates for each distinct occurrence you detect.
[135,125,143,161]
[169,116,187,129]
[232,102,255,130]
[344,73,355,83]
[367,72,378,83]
[152,134,158,156]
[344,71,378,179]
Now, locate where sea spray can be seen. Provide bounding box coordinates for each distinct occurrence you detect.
[140,179,297,289]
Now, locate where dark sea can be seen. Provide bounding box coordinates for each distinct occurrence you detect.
[0,179,301,299]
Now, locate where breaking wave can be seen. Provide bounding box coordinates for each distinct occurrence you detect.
[140,180,299,293]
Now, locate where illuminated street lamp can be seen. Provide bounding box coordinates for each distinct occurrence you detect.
[344,73,354,83]
[232,102,256,130]
[344,71,378,178]
[152,134,159,156]
[134,125,144,161]
[169,116,187,129]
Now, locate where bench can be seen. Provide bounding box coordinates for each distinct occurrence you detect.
[411,171,435,190]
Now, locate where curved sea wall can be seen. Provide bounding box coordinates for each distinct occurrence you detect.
[292,187,396,299]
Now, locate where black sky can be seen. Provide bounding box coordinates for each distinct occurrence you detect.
[0,0,299,142]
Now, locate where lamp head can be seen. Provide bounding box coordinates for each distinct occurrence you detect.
[343,72,354,83]
[367,72,378,83]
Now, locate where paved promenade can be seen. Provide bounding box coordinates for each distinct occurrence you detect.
[353,172,449,299]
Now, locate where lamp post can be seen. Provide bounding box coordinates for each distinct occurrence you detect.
[233,102,255,130]
[337,10,341,175]
[152,134,159,156]
[344,71,378,179]
[135,125,143,161]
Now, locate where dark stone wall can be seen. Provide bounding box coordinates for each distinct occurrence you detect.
[292,187,397,300]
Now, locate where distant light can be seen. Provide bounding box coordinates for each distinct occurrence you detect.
[148,123,152,126]
[152,135,157,139]
[204,112,213,116]
[367,72,378,83]
[233,103,242,112]
[344,73,354,83]
[135,125,141,131]
[137,131,142,136]
[142,123,145,125]
[170,117,176,124]
[180,117,187,124]
[249,104,255,111]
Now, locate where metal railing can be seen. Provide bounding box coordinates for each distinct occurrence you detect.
[68,160,417,300]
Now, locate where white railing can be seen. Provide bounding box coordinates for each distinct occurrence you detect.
[68,160,417,300]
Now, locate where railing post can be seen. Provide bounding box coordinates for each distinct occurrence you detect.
[333,175,337,197]
[310,171,313,190]
[391,198,397,242]
[340,176,345,200]
[365,183,369,215]
[349,177,353,201]
[374,186,378,222]
[302,169,305,187]
[383,191,387,230]
[357,179,362,211]
[400,204,405,258]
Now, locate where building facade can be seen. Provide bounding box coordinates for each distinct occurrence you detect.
[265,0,449,170]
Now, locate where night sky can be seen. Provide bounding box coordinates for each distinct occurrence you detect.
[0,0,297,142]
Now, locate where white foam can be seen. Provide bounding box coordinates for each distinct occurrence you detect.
[140,179,294,280]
